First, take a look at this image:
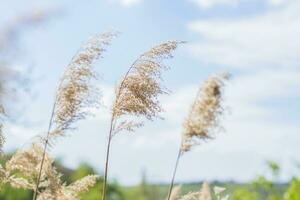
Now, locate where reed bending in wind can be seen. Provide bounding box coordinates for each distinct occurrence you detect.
[32,32,116,200]
[166,73,230,200]
[102,41,184,200]
[0,144,98,199]
[170,182,229,200]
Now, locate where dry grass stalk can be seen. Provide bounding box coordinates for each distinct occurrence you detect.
[213,186,229,200]
[176,182,228,200]
[50,32,117,141]
[181,73,229,153]
[112,41,184,135]
[199,182,212,200]
[101,41,183,200]
[0,144,97,199]
[168,185,182,200]
[33,32,116,200]
[167,73,229,200]
[171,183,207,200]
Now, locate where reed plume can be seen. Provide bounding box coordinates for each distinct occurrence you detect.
[33,32,116,200]
[199,182,211,200]
[0,144,97,199]
[166,73,229,200]
[168,185,181,200]
[214,186,229,200]
[102,41,183,200]
[173,183,207,200]
[176,182,227,200]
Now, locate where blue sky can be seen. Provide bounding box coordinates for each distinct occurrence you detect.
[1,0,300,185]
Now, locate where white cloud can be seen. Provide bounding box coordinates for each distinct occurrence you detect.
[190,0,296,9]
[188,1,300,69]
[268,0,284,6]
[189,0,239,8]
[119,0,142,7]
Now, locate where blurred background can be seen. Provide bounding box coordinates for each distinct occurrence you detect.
[0,0,300,199]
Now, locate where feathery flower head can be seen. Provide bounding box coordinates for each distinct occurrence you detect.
[66,175,98,195]
[49,32,117,141]
[0,144,50,190]
[37,174,98,200]
[199,182,212,200]
[181,73,229,153]
[213,186,226,195]
[6,144,53,183]
[168,185,182,200]
[177,183,228,200]
[2,144,97,198]
[112,41,184,134]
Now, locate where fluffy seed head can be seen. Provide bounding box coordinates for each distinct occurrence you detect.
[7,176,34,189]
[177,183,227,200]
[49,32,117,142]
[112,41,183,134]
[6,144,53,184]
[181,73,229,153]
[168,185,182,200]
[3,144,97,198]
[37,174,98,200]
[199,182,211,200]
[213,186,226,195]
[179,192,200,200]
[66,175,98,195]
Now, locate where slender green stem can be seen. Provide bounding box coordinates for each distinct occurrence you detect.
[101,117,114,200]
[101,61,137,200]
[166,148,182,200]
[32,102,56,200]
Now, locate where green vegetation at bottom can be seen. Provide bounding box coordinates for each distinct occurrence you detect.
[0,160,299,200]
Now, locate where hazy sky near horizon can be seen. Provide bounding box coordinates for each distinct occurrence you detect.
[1,0,300,185]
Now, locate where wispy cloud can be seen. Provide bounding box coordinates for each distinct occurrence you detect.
[188,1,300,69]
[189,0,296,8]
[118,0,142,7]
[189,0,239,9]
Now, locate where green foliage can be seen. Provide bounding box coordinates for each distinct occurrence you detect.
[0,159,300,200]
[284,179,300,200]
[0,184,31,200]
[122,171,162,200]
[232,188,259,200]
[71,163,125,200]
[267,161,280,177]
[253,176,274,192]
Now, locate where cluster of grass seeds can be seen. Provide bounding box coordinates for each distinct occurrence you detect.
[167,73,230,200]
[169,183,229,200]
[101,41,184,200]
